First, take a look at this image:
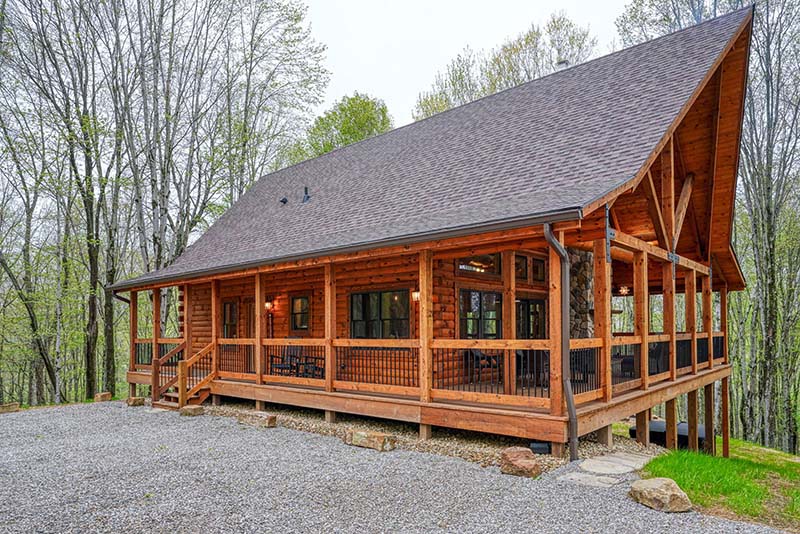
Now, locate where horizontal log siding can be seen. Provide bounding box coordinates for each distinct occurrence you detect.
[188,283,212,355]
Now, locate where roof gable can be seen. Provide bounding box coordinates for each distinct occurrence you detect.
[115,7,753,290]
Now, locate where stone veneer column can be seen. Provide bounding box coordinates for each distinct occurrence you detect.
[568,249,594,338]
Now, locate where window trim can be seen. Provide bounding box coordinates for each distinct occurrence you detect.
[457,288,503,340]
[349,288,412,339]
[222,299,239,339]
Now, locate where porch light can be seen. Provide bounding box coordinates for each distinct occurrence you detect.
[411,290,420,302]
[264,298,274,311]
[618,286,630,296]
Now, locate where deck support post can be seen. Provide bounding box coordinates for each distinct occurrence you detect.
[324,264,337,423]
[151,288,161,402]
[419,424,432,440]
[212,394,221,406]
[720,285,728,364]
[665,398,678,449]
[687,389,699,451]
[550,442,565,458]
[702,274,714,367]
[704,383,715,455]
[129,383,137,398]
[635,410,650,446]
[633,251,649,389]
[685,270,698,374]
[721,377,730,457]
[501,250,516,395]
[254,274,264,411]
[596,425,613,447]
[593,239,612,402]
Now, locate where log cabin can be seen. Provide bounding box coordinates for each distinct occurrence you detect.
[112,7,753,459]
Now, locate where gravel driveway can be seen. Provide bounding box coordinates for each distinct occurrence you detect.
[0,402,777,533]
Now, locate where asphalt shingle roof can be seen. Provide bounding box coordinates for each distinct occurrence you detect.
[114,7,752,290]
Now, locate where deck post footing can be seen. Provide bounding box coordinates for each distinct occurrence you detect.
[419,424,432,440]
[212,394,222,406]
[325,410,337,424]
[550,442,565,458]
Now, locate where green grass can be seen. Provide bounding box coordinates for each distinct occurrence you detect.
[642,438,800,529]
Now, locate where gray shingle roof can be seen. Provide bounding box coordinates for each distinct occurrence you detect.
[113,7,752,290]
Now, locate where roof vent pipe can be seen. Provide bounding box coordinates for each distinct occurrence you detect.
[544,222,578,461]
[302,186,311,203]
[556,58,570,71]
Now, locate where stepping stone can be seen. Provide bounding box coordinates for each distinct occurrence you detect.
[558,471,620,488]
[580,457,636,475]
[603,452,652,470]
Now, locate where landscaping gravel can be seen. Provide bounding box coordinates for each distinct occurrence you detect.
[0,402,778,533]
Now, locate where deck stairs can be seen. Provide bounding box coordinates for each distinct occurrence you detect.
[153,387,210,410]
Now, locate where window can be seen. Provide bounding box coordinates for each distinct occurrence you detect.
[291,296,310,332]
[350,290,410,339]
[516,298,546,339]
[459,289,502,339]
[458,254,501,276]
[515,255,528,281]
[532,258,546,282]
[222,301,238,338]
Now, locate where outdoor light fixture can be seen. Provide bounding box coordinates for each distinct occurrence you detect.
[618,286,630,296]
[411,290,420,302]
[264,298,274,311]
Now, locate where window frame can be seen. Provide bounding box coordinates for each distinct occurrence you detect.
[458,288,503,340]
[289,293,311,335]
[349,289,412,339]
[222,299,239,339]
[457,253,502,279]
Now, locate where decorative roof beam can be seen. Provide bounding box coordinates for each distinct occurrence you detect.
[641,169,670,250]
[673,172,696,250]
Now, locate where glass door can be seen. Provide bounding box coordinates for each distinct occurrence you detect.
[516,298,546,339]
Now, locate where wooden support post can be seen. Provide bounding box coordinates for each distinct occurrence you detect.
[635,410,650,446]
[211,280,220,375]
[419,424,432,440]
[212,394,221,406]
[687,389,699,451]
[128,383,136,398]
[596,424,613,447]
[254,274,264,411]
[720,285,728,364]
[704,383,715,455]
[593,239,612,402]
[129,291,138,372]
[633,251,649,389]
[178,361,188,407]
[686,270,698,374]
[501,250,516,395]
[324,263,336,423]
[419,250,433,402]
[183,285,192,358]
[551,442,565,458]
[151,288,161,402]
[722,377,730,458]
[663,263,676,381]
[702,275,714,367]
[662,137,675,244]
[665,398,678,450]
[548,240,563,418]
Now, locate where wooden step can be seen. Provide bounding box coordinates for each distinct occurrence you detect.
[152,400,179,411]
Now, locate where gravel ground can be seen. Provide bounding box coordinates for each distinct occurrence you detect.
[0,402,778,534]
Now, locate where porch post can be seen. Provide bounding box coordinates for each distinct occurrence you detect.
[663,263,676,381]
[211,280,220,375]
[635,410,650,446]
[183,285,192,357]
[418,250,433,439]
[686,270,698,374]
[593,239,612,402]
[722,376,730,457]
[324,263,337,423]
[665,398,678,449]
[720,285,728,364]
[151,288,161,402]
[633,251,649,389]
[548,240,563,418]
[129,291,138,398]
[501,250,516,395]
[687,389,699,451]
[704,383,716,455]
[254,274,264,411]
[702,274,714,367]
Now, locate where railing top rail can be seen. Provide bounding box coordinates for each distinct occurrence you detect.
[676,333,693,341]
[262,337,327,346]
[611,336,642,346]
[134,338,153,343]
[157,337,183,344]
[218,338,256,345]
[157,341,186,364]
[696,332,710,339]
[649,334,671,343]
[334,338,420,348]
[185,342,214,366]
[569,338,603,349]
[430,339,549,350]
[712,331,725,337]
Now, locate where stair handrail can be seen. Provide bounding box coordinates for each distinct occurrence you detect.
[155,341,186,398]
[178,342,215,407]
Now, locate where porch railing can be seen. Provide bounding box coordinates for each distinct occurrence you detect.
[611,336,641,394]
[133,339,153,369]
[712,332,725,362]
[154,339,184,399]
[697,333,710,366]
[648,334,671,382]
[676,333,693,374]
[218,339,255,377]
[335,339,419,396]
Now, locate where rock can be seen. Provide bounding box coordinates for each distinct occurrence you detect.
[580,457,636,475]
[499,447,542,478]
[343,430,396,452]
[251,412,277,428]
[0,402,20,414]
[557,471,620,488]
[179,405,204,417]
[126,397,145,407]
[630,478,692,512]
[94,392,112,402]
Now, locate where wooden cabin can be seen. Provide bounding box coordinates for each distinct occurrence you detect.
[113,8,753,458]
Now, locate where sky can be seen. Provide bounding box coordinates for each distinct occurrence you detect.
[305,0,630,126]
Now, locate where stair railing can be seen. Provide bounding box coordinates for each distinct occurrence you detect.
[154,341,186,400]
[177,342,215,407]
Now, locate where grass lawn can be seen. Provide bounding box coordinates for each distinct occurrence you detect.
[642,437,800,531]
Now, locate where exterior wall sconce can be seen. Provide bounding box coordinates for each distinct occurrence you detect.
[411,290,420,302]
[264,298,274,311]
[618,286,630,296]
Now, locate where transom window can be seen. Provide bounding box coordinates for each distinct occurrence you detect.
[291,296,310,332]
[459,289,502,339]
[458,254,501,276]
[515,255,528,281]
[350,290,410,339]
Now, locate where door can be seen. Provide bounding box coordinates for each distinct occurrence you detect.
[516,298,546,339]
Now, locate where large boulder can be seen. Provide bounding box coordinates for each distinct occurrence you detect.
[126,397,145,407]
[343,430,396,452]
[94,392,112,402]
[179,405,204,417]
[500,447,542,478]
[630,478,692,512]
[0,402,20,414]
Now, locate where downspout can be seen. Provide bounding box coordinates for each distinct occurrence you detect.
[544,223,579,461]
